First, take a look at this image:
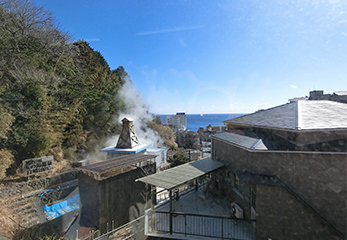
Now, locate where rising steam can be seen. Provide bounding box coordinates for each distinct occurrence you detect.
[106,78,163,148]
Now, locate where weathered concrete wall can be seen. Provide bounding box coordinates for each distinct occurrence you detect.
[0,170,78,198]
[79,164,155,234]
[99,164,154,232]
[212,138,347,236]
[209,168,254,219]
[230,127,347,152]
[256,184,342,240]
[14,209,78,240]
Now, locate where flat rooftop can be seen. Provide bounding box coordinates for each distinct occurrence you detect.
[77,154,157,180]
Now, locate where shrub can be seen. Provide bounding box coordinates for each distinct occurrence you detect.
[0,149,14,179]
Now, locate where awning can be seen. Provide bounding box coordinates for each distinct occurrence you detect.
[137,158,224,190]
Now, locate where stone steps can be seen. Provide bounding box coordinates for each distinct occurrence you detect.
[8,192,44,229]
[20,210,41,228]
[12,202,32,214]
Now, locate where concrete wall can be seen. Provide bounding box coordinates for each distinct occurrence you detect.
[99,164,154,232]
[256,184,342,240]
[79,164,155,234]
[228,127,347,152]
[212,137,347,236]
[0,170,78,198]
[209,168,254,219]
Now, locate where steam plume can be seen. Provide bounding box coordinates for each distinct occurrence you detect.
[107,78,163,147]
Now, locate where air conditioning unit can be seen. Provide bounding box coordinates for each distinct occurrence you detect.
[231,202,244,219]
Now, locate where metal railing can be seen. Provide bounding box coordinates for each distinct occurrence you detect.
[155,178,209,206]
[147,210,255,240]
[92,215,145,240]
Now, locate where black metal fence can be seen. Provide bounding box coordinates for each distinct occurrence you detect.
[148,210,255,240]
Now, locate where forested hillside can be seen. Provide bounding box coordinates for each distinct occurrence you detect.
[0,0,127,177]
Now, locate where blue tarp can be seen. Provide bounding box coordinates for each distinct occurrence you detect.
[43,194,80,220]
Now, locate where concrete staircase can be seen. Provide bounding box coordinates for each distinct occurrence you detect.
[8,191,45,229]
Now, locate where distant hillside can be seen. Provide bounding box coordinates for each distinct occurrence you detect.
[0,0,126,176]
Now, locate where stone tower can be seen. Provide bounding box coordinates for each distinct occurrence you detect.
[116,117,140,149]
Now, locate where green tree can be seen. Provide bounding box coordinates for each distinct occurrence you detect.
[0,0,126,173]
[168,149,190,167]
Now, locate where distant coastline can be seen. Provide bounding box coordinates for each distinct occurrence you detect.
[157,113,244,132]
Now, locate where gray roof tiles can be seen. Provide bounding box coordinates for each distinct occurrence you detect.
[224,100,347,130]
[212,132,268,150]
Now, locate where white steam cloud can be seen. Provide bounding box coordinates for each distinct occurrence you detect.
[106,78,163,148]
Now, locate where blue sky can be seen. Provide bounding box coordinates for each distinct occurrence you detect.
[33,0,347,114]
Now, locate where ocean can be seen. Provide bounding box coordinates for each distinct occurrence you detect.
[157,113,244,132]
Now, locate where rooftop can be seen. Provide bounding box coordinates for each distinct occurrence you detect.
[77,154,157,180]
[224,100,347,130]
[212,132,268,150]
[137,158,224,190]
[100,144,151,154]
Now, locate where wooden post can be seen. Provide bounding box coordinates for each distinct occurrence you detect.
[151,186,157,207]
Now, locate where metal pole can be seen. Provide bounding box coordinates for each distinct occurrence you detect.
[221,218,224,240]
[184,214,187,236]
[151,186,157,207]
[169,190,173,234]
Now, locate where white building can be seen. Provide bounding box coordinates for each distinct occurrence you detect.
[166,112,187,131]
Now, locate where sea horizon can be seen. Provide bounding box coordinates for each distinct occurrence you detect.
[156,113,245,132]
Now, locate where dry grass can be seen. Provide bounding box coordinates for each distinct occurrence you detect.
[0,159,73,188]
[0,159,75,239]
[0,197,20,238]
[51,159,73,175]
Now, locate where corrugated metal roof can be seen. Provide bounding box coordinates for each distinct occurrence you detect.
[137,158,224,189]
[212,132,268,150]
[224,100,347,130]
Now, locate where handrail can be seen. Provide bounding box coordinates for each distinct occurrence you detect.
[152,210,256,221]
[93,215,145,240]
[148,210,256,240]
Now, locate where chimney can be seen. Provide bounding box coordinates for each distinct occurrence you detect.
[116,117,140,149]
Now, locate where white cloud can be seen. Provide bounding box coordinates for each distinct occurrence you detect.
[136,25,203,36]
[290,85,297,89]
